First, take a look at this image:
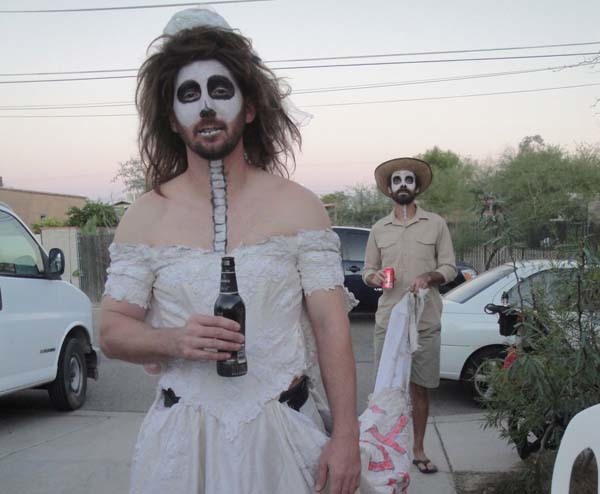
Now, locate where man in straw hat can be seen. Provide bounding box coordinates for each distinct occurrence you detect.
[363,157,457,474]
[100,7,361,493]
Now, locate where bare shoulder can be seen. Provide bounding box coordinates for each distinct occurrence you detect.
[268,176,330,232]
[113,191,165,244]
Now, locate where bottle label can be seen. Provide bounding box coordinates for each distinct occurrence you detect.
[236,345,247,364]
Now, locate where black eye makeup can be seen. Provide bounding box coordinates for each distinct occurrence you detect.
[392,176,402,184]
[176,80,201,103]
[207,75,235,100]
[405,176,414,184]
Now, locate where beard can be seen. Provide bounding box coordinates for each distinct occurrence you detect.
[391,189,416,205]
[178,111,246,161]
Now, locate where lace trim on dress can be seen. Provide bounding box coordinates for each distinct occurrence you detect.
[296,230,358,309]
[103,243,156,309]
[295,230,359,422]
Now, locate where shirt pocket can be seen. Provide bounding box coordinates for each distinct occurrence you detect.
[377,236,399,267]
[414,232,437,266]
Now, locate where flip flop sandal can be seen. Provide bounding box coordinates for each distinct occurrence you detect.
[412,459,438,474]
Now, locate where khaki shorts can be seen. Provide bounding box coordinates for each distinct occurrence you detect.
[374,323,441,389]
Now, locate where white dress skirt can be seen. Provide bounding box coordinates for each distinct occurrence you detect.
[129,391,328,493]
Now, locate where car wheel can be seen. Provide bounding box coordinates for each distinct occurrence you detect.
[48,337,88,411]
[462,347,506,404]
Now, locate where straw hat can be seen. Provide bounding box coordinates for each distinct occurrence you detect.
[374,157,433,198]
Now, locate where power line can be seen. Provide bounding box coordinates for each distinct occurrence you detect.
[0,1,272,14]
[269,41,600,63]
[0,102,132,110]
[274,52,600,71]
[294,61,595,94]
[1,82,598,117]
[0,113,137,118]
[1,52,597,85]
[2,41,599,77]
[303,82,600,108]
[0,75,135,85]
[1,60,594,110]
[0,61,595,110]
[0,69,137,77]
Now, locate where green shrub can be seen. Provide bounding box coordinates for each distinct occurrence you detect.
[30,217,68,234]
[484,247,600,492]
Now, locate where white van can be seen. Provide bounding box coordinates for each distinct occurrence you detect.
[0,202,98,410]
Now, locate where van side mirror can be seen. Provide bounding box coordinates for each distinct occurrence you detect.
[48,248,65,276]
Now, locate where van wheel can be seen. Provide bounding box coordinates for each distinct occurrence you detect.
[48,338,87,411]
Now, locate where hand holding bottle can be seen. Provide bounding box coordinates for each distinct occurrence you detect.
[173,314,244,361]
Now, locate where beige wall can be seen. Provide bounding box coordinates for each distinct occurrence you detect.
[0,188,87,227]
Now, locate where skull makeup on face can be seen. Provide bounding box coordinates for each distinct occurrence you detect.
[390,170,417,194]
[173,59,243,131]
[172,59,248,161]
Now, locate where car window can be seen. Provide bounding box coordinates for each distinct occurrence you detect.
[0,211,45,276]
[340,230,369,262]
[444,265,514,303]
[508,269,573,307]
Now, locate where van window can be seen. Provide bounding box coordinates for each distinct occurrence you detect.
[0,211,45,276]
[340,230,369,262]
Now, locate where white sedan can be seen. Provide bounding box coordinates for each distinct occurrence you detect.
[440,259,574,401]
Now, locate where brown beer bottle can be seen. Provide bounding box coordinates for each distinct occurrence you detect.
[214,256,247,377]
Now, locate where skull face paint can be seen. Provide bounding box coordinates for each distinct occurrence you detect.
[173,60,243,131]
[173,60,247,161]
[390,170,417,194]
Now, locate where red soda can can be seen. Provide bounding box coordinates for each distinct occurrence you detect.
[382,267,395,289]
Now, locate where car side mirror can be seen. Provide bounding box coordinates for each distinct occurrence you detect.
[48,248,65,276]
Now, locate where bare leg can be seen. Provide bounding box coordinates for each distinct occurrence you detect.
[411,382,437,473]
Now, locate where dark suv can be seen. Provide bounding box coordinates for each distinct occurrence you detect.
[332,226,477,313]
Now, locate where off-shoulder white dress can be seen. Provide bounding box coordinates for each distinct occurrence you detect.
[104,230,358,494]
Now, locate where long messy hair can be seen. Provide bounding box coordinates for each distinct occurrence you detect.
[136,26,301,191]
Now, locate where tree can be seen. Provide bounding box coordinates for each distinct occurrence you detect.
[419,146,463,170]
[487,137,600,247]
[321,185,391,227]
[416,147,480,220]
[113,157,147,200]
[67,201,118,230]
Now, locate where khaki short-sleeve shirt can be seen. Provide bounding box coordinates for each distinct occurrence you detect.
[363,206,457,330]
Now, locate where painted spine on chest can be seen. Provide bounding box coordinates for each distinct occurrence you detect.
[210,159,228,255]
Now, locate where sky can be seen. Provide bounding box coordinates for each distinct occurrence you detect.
[1,0,599,202]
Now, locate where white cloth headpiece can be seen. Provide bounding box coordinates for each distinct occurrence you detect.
[163,7,231,36]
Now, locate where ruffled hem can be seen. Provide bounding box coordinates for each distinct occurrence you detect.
[130,395,327,494]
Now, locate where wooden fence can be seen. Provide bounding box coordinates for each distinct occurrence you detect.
[77,230,115,302]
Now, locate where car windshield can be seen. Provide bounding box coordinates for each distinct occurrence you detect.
[444,264,515,303]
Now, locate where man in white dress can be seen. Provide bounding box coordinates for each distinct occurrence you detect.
[100,8,361,494]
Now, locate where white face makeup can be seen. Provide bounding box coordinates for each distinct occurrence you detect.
[173,60,243,131]
[390,170,417,194]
